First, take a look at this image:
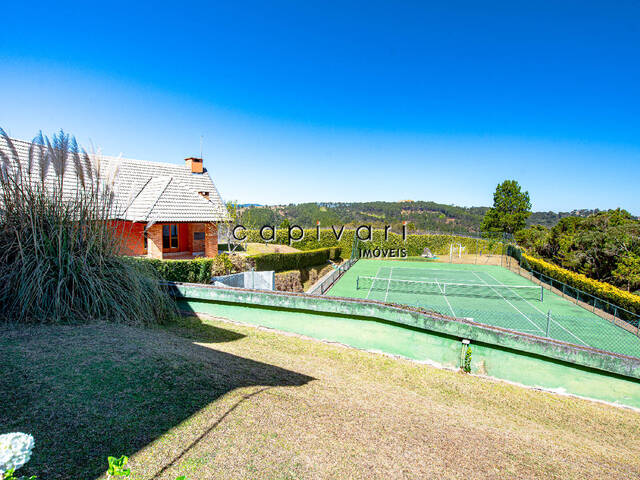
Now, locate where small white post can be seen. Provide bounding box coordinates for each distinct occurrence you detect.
[545,310,551,337]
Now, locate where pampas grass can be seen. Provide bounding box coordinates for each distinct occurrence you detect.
[0,128,175,324]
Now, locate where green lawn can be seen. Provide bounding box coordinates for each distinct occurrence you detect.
[328,259,640,357]
[2,316,640,479]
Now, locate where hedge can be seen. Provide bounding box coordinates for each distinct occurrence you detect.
[248,247,341,272]
[244,229,503,257]
[128,257,215,284]
[522,254,640,317]
[127,247,340,283]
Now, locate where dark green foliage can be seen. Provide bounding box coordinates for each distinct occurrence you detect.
[244,229,503,258]
[0,130,176,325]
[527,209,602,228]
[241,206,280,228]
[613,254,640,294]
[237,201,622,234]
[517,209,640,291]
[238,201,491,234]
[248,247,341,272]
[481,180,532,234]
[238,202,627,234]
[131,254,252,283]
[127,257,216,283]
[514,224,550,253]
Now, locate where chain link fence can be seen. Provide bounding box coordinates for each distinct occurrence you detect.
[308,237,360,295]
[505,245,640,335]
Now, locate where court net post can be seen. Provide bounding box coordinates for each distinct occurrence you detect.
[545,310,551,337]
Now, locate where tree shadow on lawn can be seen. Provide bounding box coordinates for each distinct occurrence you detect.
[0,320,314,480]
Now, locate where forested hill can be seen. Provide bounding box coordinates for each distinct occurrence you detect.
[236,201,603,233]
[528,209,606,227]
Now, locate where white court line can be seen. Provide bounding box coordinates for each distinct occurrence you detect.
[392,267,489,274]
[392,268,479,282]
[471,271,545,334]
[356,276,537,290]
[434,278,456,317]
[365,266,382,300]
[484,271,589,347]
[384,267,393,302]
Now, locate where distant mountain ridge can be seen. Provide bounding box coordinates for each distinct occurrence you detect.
[235,201,613,233]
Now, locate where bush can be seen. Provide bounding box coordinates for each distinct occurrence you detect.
[248,247,341,272]
[244,229,502,258]
[0,130,175,325]
[131,254,250,283]
[522,253,640,316]
[128,257,215,283]
[274,270,304,292]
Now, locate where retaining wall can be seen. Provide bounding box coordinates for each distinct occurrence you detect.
[169,282,640,409]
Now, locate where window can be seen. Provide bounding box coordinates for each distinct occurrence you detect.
[162,224,178,250]
[143,231,148,252]
[193,232,205,241]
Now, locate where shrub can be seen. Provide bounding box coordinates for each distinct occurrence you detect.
[463,347,472,373]
[248,247,341,272]
[128,257,215,283]
[274,270,304,292]
[244,229,502,258]
[0,130,175,325]
[522,253,640,316]
[131,253,250,283]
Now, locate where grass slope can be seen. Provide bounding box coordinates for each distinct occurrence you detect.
[1,317,639,479]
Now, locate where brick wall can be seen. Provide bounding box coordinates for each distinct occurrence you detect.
[107,220,219,259]
[204,222,218,258]
[147,224,163,259]
[108,221,146,256]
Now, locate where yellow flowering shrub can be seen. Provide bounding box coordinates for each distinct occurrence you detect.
[523,254,640,315]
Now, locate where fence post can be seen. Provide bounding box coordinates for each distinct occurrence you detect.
[545,310,551,337]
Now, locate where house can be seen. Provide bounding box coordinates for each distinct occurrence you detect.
[107,155,230,259]
[0,136,230,259]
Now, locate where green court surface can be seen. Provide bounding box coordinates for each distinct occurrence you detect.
[328,259,640,358]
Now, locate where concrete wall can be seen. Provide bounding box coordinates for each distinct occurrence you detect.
[170,283,640,409]
[211,271,275,290]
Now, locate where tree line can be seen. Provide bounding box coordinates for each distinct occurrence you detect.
[480,180,640,294]
[232,181,639,294]
[234,200,599,234]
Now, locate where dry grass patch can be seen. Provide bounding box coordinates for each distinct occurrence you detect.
[244,243,301,255]
[2,316,639,479]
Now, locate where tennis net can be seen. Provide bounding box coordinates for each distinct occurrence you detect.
[356,275,544,301]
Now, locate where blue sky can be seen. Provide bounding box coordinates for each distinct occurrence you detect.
[0,1,638,213]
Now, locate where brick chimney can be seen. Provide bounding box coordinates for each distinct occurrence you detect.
[185,157,204,174]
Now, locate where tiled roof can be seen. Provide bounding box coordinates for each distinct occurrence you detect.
[0,136,230,223]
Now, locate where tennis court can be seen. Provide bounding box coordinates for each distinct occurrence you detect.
[328,259,640,358]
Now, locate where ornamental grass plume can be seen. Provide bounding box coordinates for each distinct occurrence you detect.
[0,129,176,325]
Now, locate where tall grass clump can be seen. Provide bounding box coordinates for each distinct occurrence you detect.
[0,128,176,324]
